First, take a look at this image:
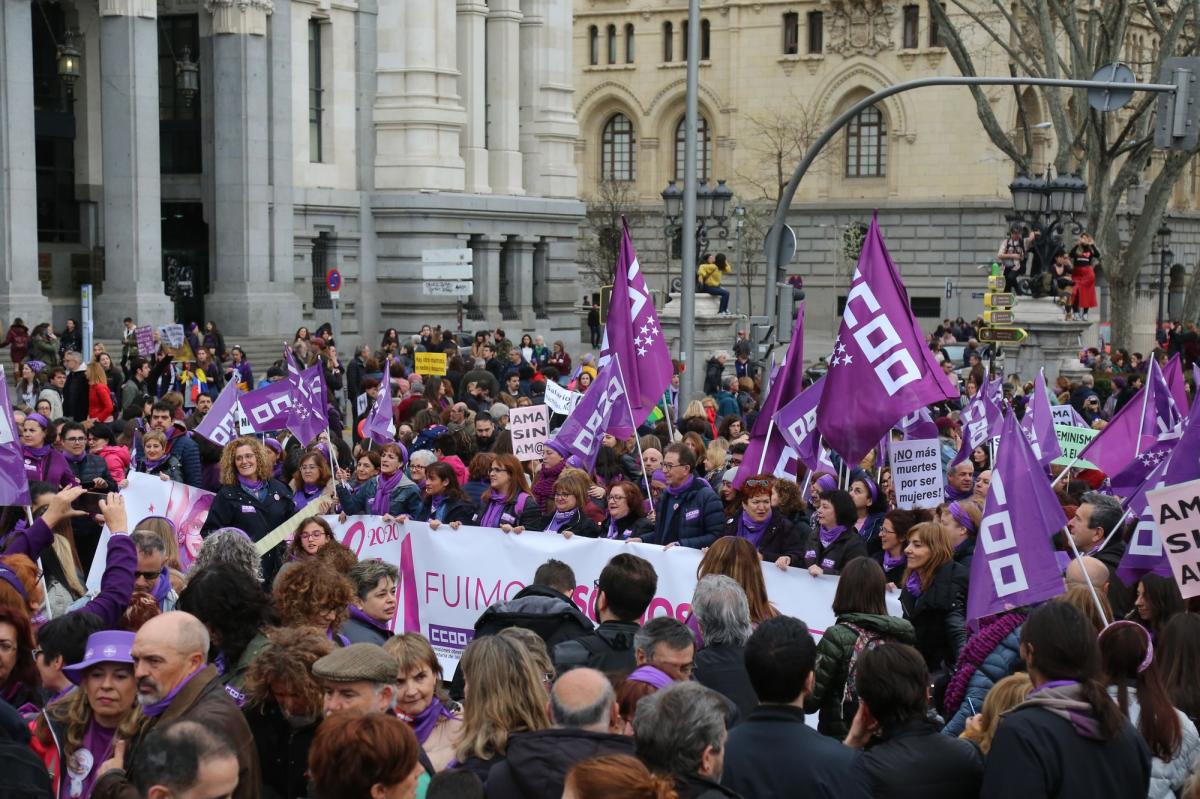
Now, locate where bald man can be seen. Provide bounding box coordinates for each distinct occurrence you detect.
[1065,555,1111,594]
[93,612,261,799]
[485,668,634,799]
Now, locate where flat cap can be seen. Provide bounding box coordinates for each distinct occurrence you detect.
[313,643,398,684]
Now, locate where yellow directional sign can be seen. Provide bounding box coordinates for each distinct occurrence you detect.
[983,310,1014,325]
[986,275,1006,291]
[978,326,1028,344]
[984,292,1015,308]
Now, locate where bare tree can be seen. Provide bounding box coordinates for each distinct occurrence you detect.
[736,95,836,203]
[578,180,644,289]
[930,0,1200,347]
[1183,265,1200,323]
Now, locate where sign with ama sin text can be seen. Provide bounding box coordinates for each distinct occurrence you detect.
[1149,477,1200,600]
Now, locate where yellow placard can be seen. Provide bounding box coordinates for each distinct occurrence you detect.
[414,351,447,376]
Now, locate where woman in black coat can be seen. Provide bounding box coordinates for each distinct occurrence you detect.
[414,461,476,527]
[602,479,655,540]
[725,474,807,568]
[802,488,868,576]
[525,469,601,538]
[202,436,295,582]
[899,519,969,676]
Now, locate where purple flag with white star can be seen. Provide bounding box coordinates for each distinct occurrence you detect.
[1019,369,1062,467]
[1078,356,1182,475]
[286,362,329,447]
[951,389,1003,467]
[815,216,958,465]
[600,220,673,439]
[967,411,1066,625]
[547,359,635,473]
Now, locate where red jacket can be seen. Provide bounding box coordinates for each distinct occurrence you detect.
[88,382,114,422]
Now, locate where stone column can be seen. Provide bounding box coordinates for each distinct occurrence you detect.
[518,0,577,198]
[203,0,300,337]
[0,0,51,324]
[486,0,523,195]
[510,236,536,327]
[471,234,503,324]
[96,0,174,331]
[375,0,465,190]
[456,0,490,194]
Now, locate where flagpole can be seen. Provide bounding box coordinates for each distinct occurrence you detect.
[660,394,676,443]
[1050,456,1079,487]
[756,419,776,474]
[1063,527,1110,627]
[1135,379,1151,457]
[614,356,656,504]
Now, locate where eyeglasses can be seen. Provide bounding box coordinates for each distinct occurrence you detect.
[608,494,626,502]
[488,466,507,474]
[133,570,161,581]
[662,462,682,471]
[744,478,771,488]
[300,531,328,541]
[63,437,86,443]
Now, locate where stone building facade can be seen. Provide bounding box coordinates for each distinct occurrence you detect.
[0,0,585,346]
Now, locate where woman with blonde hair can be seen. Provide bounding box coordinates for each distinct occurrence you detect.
[384,633,463,772]
[526,468,600,538]
[203,436,294,581]
[290,450,334,514]
[1060,584,1113,634]
[958,672,1033,754]
[454,633,550,781]
[85,361,113,422]
[900,521,968,675]
[565,754,679,799]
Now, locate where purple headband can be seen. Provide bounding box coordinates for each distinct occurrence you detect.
[948,502,977,535]
[0,566,28,602]
[856,476,878,503]
[544,439,570,459]
[816,474,837,493]
[264,439,284,454]
[626,665,673,690]
[25,413,49,430]
[1099,620,1154,673]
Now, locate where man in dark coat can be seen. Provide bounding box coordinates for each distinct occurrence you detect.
[691,576,758,721]
[61,350,89,422]
[553,553,657,676]
[145,402,202,487]
[634,682,741,799]
[486,668,634,799]
[649,444,725,548]
[346,344,369,443]
[722,617,868,799]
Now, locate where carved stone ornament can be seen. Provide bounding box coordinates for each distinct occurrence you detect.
[828,0,895,57]
[204,0,274,35]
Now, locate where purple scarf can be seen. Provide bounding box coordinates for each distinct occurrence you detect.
[737,510,773,547]
[905,570,924,598]
[943,611,1025,717]
[818,524,846,548]
[882,549,906,572]
[295,482,323,511]
[945,483,973,501]
[22,444,51,460]
[151,568,172,606]
[532,459,566,514]
[64,449,87,465]
[143,453,169,472]
[238,475,268,501]
[141,666,204,717]
[546,509,578,533]
[479,491,509,528]
[372,470,404,516]
[606,516,625,539]
[408,696,456,745]
[429,494,448,520]
[348,605,391,635]
[665,474,696,496]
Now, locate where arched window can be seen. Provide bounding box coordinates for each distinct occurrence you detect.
[607,24,618,64]
[846,105,887,177]
[625,23,635,63]
[588,25,599,66]
[674,116,711,182]
[662,21,673,62]
[601,113,637,181]
[701,19,711,59]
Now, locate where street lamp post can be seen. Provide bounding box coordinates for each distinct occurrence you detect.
[1157,223,1173,326]
[1007,170,1087,295]
[733,206,745,318]
[661,178,734,295]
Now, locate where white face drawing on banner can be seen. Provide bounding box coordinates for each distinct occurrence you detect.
[978,470,1030,597]
[841,274,922,397]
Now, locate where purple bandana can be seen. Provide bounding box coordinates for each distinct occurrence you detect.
[818,524,846,548]
[944,483,973,501]
[295,483,323,511]
[905,570,923,598]
[64,450,87,465]
[948,502,977,535]
[143,453,169,472]
[407,696,456,745]
[737,510,772,547]
[237,475,267,501]
[664,474,695,496]
[546,509,578,533]
[882,549,906,571]
[22,444,51,459]
[627,665,673,690]
[479,491,509,528]
[372,470,404,516]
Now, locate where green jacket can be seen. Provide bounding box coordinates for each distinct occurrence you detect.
[803,612,915,738]
[222,631,271,707]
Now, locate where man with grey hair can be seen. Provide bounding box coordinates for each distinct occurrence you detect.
[132,530,178,612]
[634,681,736,798]
[61,350,89,422]
[634,616,696,678]
[1067,491,1131,616]
[485,668,633,799]
[692,575,758,719]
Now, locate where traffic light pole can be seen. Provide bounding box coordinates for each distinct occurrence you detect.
[761,72,1187,354]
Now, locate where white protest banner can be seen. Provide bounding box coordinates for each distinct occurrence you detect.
[1148,477,1200,599]
[356,393,369,417]
[1051,405,1077,427]
[887,437,943,509]
[544,380,582,416]
[157,324,185,348]
[1053,423,1099,468]
[88,474,214,591]
[326,518,901,679]
[509,405,551,461]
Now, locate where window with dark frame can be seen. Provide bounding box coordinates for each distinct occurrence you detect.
[674,116,711,182]
[682,19,689,60]
[807,11,824,53]
[663,21,673,61]
[308,19,324,163]
[700,19,710,59]
[929,1,946,46]
[625,23,635,63]
[783,12,799,54]
[311,232,332,309]
[902,5,919,49]
[846,105,887,177]
[607,24,618,64]
[158,14,202,175]
[601,113,636,181]
[589,25,599,65]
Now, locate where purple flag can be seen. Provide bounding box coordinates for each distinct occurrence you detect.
[816,217,958,465]
[951,389,1002,467]
[548,360,635,473]
[284,344,303,379]
[1019,369,1062,467]
[193,380,242,448]
[0,367,30,505]
[238,381,293,433]
[286,363,328,446]
[1165,354,1189,412]
[897,407,939,441]
[987,375,1005,407]
[1078,356,1181,475]
[734,303,807,487]
[776,375,827,472]
[600,220,673,438]
[363,357,396,445]
[967,411,1066,625]
[1116,392,1200,584]
[1108,440,1173,499]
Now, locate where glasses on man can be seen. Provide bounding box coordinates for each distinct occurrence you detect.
[662,461,681,471]
[63,436,86,443]
[133,570,162,582]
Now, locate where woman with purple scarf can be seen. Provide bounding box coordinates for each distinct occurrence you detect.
[470,454,539,531]
[336,442,421,519]
[899,520,968,677]
[941,499,982,573]
[801,489,868,577]
[412,462,475,528]
[384,633,463,772]
[290,450,334,514]
[19,414,77,488]
[530,440,569,515]
[874,508,922,588]
[525,470,601,538]
[848,471,888,554]
[341,559,398,646]
[721,474,806,569]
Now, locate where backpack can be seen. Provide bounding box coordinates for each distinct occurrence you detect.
[840,621,887,715]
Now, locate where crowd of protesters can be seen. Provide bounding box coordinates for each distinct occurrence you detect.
[0,308,1195,799]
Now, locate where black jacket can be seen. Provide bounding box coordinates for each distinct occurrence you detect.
[414,495,476,525]
[676,773,743,799]
[981,704,1150,799]
[202,479,295,582]
[0,697,53,799]
[552,620,639,676]
[801,529,869,575]
[67,453,116,492]
[243,700,317,799]
[528,510,602,538]
[722,514,808,564]
[484,728,634,799]
[722,704,869,799]
[63,371,88,422]
[860,718,984,799]
[602,514,655,540]
[900,561,969,673]
[693,643,758,721]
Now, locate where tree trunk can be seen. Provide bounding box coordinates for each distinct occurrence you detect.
[1182,265,1200,324]
[1108,274,1138,351]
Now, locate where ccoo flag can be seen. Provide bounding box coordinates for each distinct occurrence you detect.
[734,303,807,487]
[0,367,30,505]
[776,374,827,472]
[193,380,242,448]
[1165,353,1190,412]
[1078,356,1181,475]
[286,362,329,446]
[967,411,1066,626]
[816,216,958,465]
[950,389,1002,467]
[1019,369,1062,467]
[599,219,673,438]
[546,359,635,473]
[363,357,396,445]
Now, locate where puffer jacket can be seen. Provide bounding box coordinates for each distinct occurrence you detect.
[649,477,726,548]
[803,612,916,738]
[941,625,1024,736]
[1107,686,1200,799]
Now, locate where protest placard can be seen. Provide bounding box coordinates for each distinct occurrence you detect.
[887,437,943,509]
[414,351,447,376]
[157,324,185,348]
[1053,423,1099,468]
[509,405,551,461]
[1148,477,1200,599]
[1051,405,1077,427]
[135,325,157,356]
[544,380,582,416]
